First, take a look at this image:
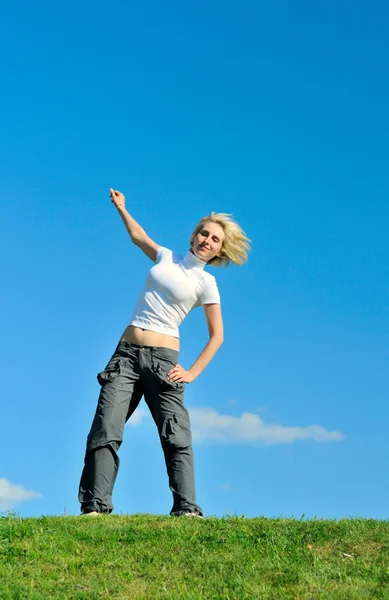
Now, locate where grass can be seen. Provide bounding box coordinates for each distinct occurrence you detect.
[0,513,388,599]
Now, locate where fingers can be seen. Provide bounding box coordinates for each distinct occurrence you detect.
[167,364,188,383]
[169,377,183,383]
[167,364,192,384]
[109,188,124,207]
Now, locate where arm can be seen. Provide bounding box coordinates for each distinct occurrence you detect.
[110,188,159,262]
[168,303,224,383]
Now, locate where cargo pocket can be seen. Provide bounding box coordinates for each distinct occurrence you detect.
[97,358,122,386]
[161,414,192,450]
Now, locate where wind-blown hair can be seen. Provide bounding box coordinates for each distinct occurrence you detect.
[190,212,251,267]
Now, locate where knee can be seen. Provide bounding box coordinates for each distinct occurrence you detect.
[86,425,123,454]
[86,412,124,452]
[86,438,121,457]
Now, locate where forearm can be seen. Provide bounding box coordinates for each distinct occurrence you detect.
[116,206,147,244]
[188,336,223,380]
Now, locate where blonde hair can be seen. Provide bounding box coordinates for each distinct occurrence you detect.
[190,212,251,267]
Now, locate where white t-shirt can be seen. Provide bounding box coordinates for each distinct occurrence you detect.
[130,246,221,337]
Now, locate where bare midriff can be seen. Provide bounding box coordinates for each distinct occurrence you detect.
[120,325,180,351]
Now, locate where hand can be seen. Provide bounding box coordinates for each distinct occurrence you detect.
[167,364,194,384]
[110,188,125,210]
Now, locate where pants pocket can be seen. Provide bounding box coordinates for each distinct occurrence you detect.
[152,358,185,392]
[161,414,192,449]
[97,358,122,386]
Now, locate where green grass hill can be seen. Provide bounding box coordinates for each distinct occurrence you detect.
[0,513,388,599]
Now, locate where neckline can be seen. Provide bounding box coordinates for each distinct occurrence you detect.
[182,249,207,270]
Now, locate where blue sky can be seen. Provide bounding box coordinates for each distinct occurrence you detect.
[1,0,388,520]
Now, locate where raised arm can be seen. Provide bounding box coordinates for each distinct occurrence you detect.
[110,188,159,262]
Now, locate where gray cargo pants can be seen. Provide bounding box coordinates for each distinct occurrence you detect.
[78,340,202,516]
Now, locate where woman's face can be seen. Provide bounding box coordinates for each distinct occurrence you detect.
[191,221,225,262]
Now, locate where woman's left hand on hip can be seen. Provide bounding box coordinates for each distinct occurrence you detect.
[167,364,194,384]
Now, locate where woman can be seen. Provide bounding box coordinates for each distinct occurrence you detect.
[78,188,250,517]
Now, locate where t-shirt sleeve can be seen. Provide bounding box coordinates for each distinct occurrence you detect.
[200,275,221,305]
[155,246,172,263]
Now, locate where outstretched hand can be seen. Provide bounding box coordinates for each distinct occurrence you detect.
[110,188,125,210]
[167,364,194,384]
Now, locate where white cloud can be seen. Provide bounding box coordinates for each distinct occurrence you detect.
[0,478,42,510]
[126,407,148,427]
[189,407,344,445]
[221,483,232,491]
